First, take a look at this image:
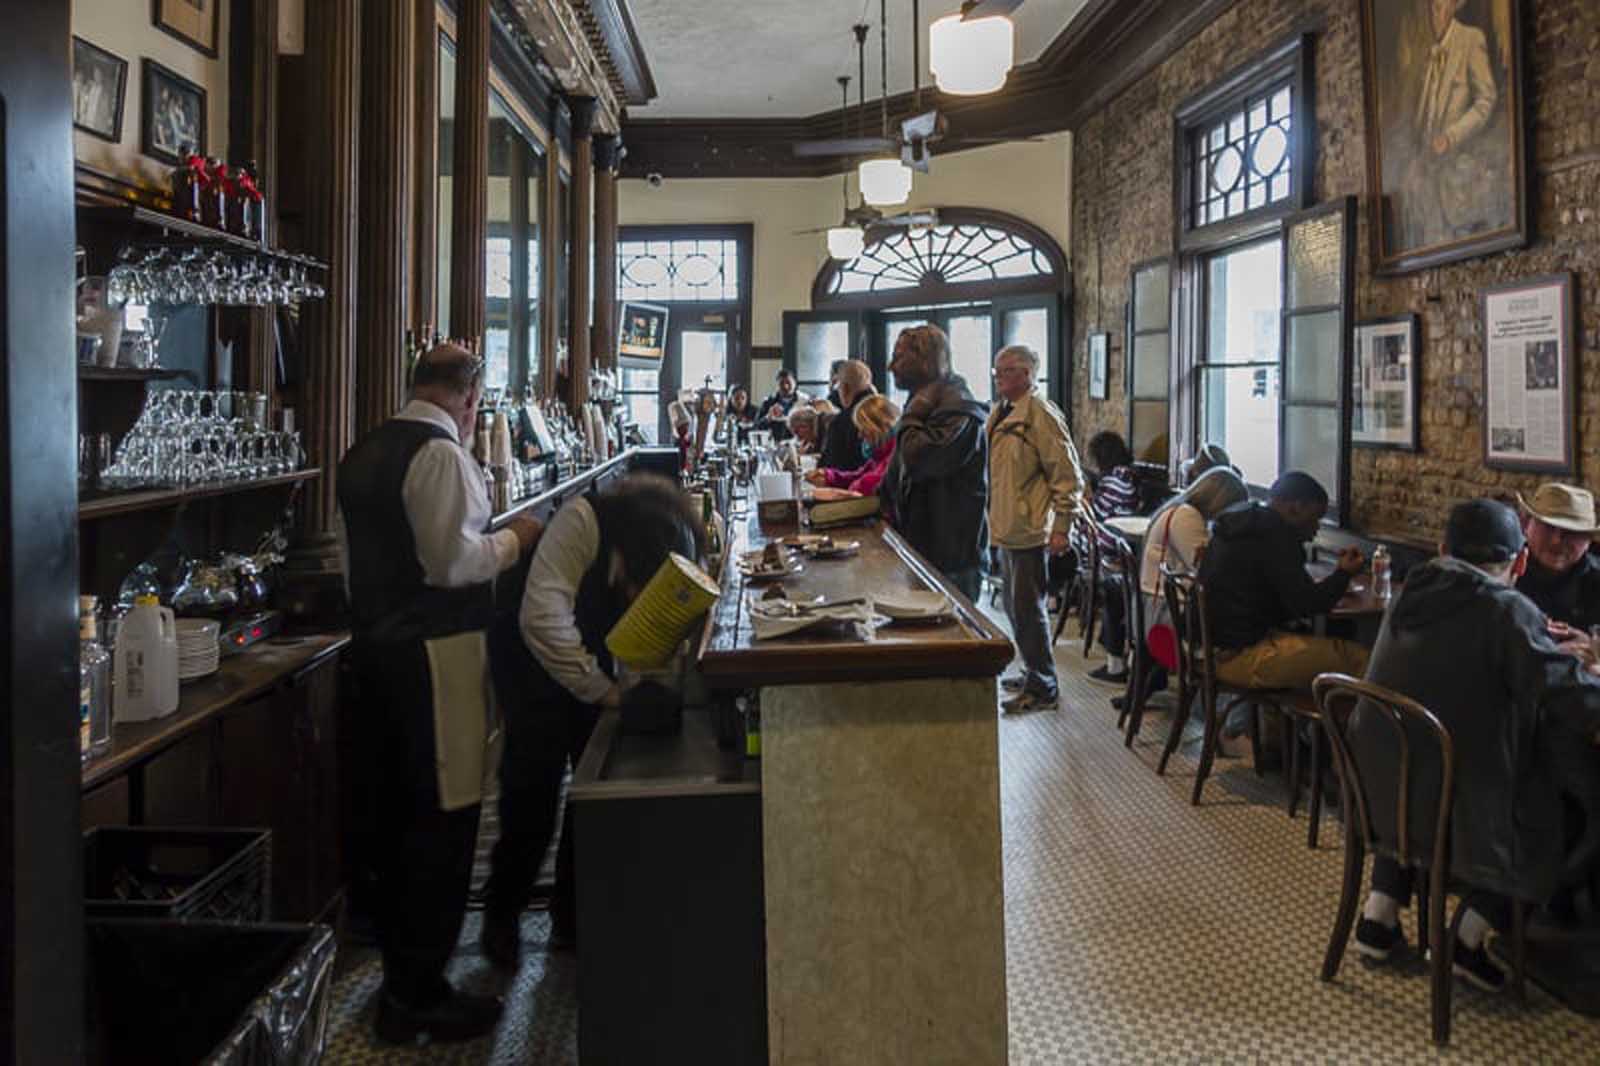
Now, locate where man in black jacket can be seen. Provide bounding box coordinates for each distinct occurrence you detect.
[1351,499,1600,991]
[1199,471,1369,691]
[1515,482,1600,634]
[819,359,874,471]
[879,324,989,600]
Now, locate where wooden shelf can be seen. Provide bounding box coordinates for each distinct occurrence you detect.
[79,204,327,269]
[78,469,320,521]
[78,365,197,384]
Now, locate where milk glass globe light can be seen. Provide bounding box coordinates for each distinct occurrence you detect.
[827,226,866,260]
[857,158,913,207]
[929,12,1014,96]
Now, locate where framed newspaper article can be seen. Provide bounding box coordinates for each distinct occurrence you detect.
[1352,315,1420,451]
[1480,274,1576,473]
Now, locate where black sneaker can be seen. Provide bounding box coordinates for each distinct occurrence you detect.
[1088,665,1128,685]
[1354,917,1405,961]
[1452,940,1506,992]
[1000,674,1027,692]
[375,987,503,1046]
[479,908,521,970]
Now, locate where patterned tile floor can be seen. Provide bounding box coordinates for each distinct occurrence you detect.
[323,609,1600,1063]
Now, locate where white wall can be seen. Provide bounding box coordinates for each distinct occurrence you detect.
[73,0,232,188]
[618,132,1072,348]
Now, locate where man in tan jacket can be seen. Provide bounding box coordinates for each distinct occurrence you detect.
[987,345,1084,713]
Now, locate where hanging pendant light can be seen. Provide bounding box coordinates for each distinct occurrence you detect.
[858,158,912,206]
[930,6,1014,96]
[827,226,866,259]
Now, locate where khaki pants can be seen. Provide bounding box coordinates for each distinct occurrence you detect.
[1214,631,1370,692]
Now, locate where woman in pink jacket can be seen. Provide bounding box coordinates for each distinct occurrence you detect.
[806,394,899,499]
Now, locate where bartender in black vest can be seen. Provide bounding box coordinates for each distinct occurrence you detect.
[482,474,701,967]
[337,344,542,1045]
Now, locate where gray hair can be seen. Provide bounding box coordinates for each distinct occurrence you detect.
[994,344,1040,373]
[787,406,819,430]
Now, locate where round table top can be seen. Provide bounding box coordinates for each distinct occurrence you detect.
[1104,515,1153,539]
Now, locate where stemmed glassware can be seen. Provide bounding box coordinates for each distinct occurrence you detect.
[95,389,297,492]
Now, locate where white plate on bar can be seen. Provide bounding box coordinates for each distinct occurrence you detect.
[873,590,953,621]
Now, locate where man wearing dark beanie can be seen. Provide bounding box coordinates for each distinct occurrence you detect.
[1350,499,1600,992]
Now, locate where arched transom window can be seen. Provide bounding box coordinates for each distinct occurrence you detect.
[813,208,1065,311]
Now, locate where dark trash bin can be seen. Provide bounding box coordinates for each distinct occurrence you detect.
[86,919,336,1066]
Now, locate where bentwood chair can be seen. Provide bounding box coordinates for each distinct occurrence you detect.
[1158,568,1287,805]
[1105,534,1155,747]
[1313,674,1530,1047]
[1052,512,1101,654]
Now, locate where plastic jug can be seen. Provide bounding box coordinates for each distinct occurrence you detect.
[113,595,179,722]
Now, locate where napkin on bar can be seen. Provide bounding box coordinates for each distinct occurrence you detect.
[748,600,882,641]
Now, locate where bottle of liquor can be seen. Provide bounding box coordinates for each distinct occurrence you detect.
[171,146,207,222]
[79,596,111,763]
[203,159,230,230]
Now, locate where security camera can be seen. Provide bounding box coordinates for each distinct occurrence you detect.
[645,172,664,188]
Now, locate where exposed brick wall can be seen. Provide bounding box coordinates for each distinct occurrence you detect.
[1069,0,1600,539]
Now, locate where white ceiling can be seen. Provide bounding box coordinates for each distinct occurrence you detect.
[627,0,1092,119]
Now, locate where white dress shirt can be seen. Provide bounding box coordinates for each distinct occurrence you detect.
[518,496,617,704]
[336,399,521,590]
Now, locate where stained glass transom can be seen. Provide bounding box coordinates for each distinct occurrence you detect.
[1190,83,1294,229]
[826,224,1055,296]
[618,238,740,302]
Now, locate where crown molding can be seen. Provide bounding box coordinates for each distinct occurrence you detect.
[619,0,1240,179]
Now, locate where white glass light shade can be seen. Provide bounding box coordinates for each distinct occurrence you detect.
[929,13,1014,96]
[827,226,865,260]
[857,158,912,207]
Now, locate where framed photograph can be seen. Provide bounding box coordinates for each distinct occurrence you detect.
[1352,314,1421,451]
[1481,274,1576,474]
[72,38,127,143]
[1359,0,1529,275]
[140,59,206,166]
[153,0,221,59]
[1088,332,1109,400]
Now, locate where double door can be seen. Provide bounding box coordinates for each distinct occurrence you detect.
[782,295,1063,412]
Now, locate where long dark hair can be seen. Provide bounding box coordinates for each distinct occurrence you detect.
[589,474,705,589]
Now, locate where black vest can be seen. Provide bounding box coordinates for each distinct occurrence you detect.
[338,416,494,645]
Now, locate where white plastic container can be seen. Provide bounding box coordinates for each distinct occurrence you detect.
[113,595,179,722]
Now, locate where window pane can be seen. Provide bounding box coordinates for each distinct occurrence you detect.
[1130,401,1169,461]
[1133,264,1170,331]
[624,395,660,444]
[1002,307,1049,355]
[1206,241,1282,365]
[622,366,658,392]
[1285,310,1341,404]
[948,313,994,403]
[1202,365,1281,487]
[795,321,848,383]
[436,35,455,336]
[681,330,728,392]
[1284,405,1339,501]
[1132,332,1170,400]
[1287,210,1343,309]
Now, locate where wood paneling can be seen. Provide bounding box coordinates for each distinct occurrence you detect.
[357,0,415,433]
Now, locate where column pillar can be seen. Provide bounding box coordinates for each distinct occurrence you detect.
[565,96,597,409]
[296,0,360,546]
[448,0,490,348]
[411,0,438,336]
[592,133,621,372]
[241,0,280,399]
[538,96,563,399]
[356,0,413,435]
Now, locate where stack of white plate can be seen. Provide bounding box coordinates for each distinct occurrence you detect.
[176,618,220,681]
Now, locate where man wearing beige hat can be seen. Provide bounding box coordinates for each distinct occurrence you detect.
[1515,483,1600,633]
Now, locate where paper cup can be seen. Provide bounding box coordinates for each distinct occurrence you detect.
[605,552,722,669]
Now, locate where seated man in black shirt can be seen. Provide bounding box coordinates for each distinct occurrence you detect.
[1352,500,1600,992]
[1515,483,1600,634]
[1198,471,1369,692]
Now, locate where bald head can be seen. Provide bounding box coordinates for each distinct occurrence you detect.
[412,342,484,441]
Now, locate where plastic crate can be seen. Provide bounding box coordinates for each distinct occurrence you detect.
[83,827,272,922]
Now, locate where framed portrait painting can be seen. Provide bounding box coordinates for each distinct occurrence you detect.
[154,0,221,59]
[72,37,127,143]
[1480,274,1576,474]
[1088,332,1109,400]
[1359,0,1529,275]
[1352,315,1421,451]
[140,60,206,166]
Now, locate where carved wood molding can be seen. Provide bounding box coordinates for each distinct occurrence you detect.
[621,0,1240,180]
[497,0,629,130]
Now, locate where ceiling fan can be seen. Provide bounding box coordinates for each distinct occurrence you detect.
[792,0,1024,172]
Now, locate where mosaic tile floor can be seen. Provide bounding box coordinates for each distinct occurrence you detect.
[323,610,1600,1063]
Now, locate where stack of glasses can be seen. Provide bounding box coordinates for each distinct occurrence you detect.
[98,389,302,491]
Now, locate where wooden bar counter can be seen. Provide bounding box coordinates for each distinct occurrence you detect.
[699,509,1013,1066]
